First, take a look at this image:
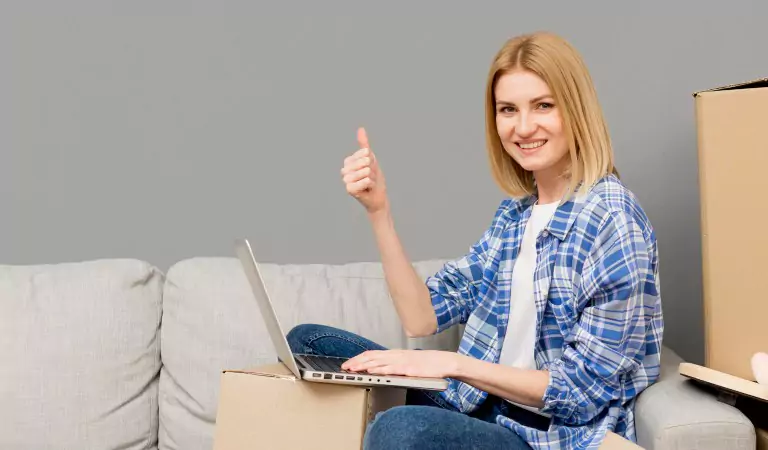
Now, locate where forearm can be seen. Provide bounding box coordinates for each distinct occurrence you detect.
[368,207,437,337]
[452,354,549,409]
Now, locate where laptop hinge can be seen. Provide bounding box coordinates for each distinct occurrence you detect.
[294,354,311,370]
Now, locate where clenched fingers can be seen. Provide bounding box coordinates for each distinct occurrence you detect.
[346,177,374,195]
[344,148,371,166]
[341,156,372,175]
[343,166,373,185]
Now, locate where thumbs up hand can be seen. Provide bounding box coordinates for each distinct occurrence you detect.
[341,127,389,215]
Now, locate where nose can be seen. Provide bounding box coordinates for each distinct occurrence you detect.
[516,111,537,137]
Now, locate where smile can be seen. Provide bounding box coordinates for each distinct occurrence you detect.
[516,140,547,150]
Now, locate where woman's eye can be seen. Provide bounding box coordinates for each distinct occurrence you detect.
[499,106,516,113]
[538,102,554,110]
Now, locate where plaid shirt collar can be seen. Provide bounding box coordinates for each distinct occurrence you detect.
[503,185,589,242]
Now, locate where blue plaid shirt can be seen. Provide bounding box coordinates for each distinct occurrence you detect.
[426,174,663,449]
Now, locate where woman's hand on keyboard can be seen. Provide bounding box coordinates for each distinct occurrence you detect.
[341,349,459,379]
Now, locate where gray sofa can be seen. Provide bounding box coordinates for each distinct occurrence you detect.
[0,257,758,449]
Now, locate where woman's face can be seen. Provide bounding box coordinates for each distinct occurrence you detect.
[494,69,569,178]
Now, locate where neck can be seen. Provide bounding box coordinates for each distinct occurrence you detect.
[534,171,568,204]
[533,158,570,204]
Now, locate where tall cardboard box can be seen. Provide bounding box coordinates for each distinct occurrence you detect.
[693,77,768,381]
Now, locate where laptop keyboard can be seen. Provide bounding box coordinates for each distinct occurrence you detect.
[300,354,348,373]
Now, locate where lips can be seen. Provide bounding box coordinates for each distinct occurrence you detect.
[516,140,547,153]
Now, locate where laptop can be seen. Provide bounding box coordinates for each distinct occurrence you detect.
[235,238,449,391]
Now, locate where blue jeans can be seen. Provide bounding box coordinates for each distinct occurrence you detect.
[286,323,534,450]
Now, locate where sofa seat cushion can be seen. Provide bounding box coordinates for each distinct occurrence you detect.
[0,259,164,450]
[158,256,450,450]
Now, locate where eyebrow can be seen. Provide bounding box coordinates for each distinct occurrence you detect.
[496,95,553,106]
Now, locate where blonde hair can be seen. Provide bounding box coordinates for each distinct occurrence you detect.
[484,31,618,200]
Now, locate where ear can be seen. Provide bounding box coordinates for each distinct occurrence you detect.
[752,352,768,385]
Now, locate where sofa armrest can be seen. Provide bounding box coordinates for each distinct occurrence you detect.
[634,347,755,450]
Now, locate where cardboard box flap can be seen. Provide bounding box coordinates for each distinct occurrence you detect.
[680,362,768,403]
[222,362,297,380]
[693,76,768,96]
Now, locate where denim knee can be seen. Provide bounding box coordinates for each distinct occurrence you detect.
[285,323,320,353]
[363,406,429,450]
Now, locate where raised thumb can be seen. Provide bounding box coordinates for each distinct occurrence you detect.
[357,127,370,150]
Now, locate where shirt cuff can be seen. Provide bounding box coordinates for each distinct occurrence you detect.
[429,291,458,335]
[540,358,579,421]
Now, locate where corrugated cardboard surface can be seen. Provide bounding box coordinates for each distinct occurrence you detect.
[679,362,768,403]
[213,363,372,450]
[212,363,406,450]
[694,78,768,381]
[599,432,643,449]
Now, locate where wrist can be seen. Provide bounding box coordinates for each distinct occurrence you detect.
[367,205,392,225]
[448,353,470,379]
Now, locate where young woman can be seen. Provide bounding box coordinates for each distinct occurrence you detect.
[287,31,663,450]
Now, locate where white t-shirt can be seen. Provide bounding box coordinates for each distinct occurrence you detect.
[498,200,558,416]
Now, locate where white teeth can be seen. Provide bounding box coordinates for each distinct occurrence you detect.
[518,140,546,150]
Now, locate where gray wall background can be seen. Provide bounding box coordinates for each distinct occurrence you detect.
[2,0,767,365]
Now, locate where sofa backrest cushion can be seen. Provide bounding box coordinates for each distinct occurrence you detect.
[158,256,454,450]
[0,259,164,450]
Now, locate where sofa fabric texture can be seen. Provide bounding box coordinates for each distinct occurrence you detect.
[0,259,163,450]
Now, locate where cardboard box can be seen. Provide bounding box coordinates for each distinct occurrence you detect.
[212,363,405,450]
[600,432,643,449]
[693,76,768,381]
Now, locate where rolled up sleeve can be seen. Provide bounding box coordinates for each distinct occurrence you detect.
[426,244,486,334]
[424,201,510,334]
[541,211,662,425]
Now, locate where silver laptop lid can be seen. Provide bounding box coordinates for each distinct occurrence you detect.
[235,238,303,378]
